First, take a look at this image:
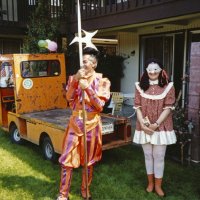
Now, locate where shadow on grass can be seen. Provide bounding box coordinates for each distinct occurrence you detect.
[1,130,200,200]
[0,175,53,199]
[0,130,60,179]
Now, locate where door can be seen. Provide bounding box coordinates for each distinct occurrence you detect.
[13,53,67,114]
[140,33,184,97]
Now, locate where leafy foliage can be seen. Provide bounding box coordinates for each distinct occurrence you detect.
[173,106,188,133]
[172,106,190,146]
[169,106,192,163]
[23,0,60,53]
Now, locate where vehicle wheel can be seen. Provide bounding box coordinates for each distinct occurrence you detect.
[10,124,23,144]
[42,136,59,163]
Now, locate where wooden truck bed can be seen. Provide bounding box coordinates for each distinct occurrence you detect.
[21,108,132,150]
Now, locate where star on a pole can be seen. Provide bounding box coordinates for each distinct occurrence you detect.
[69,29,98,50]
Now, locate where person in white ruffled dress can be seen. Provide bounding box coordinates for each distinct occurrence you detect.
[133,58,177,197]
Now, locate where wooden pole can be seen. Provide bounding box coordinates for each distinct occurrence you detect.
[77,1,89,199]
[82,92,89,200]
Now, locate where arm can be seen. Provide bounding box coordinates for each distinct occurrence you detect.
[66,69,87,103]
[66,76,79,103]
[85,78,111,112]
[136,108,154,135]
[134,86,154,134]
[149,108,171,131]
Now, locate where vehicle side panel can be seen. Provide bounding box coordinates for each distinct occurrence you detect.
[26,122,65,154]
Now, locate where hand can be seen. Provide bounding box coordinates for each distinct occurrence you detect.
[149,123,159,131]
[79,79,89,90]
[74,68,86,81]
[140,124,154,135]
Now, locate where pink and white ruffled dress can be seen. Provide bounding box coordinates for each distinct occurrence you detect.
[133,82,177,145]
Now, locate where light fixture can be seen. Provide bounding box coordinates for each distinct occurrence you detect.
[131,50,135,56]
[91,38,118,45]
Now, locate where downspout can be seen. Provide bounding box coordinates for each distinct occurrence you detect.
[182,30,187,108]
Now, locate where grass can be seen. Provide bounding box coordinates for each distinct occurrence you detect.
[0,129,200,200]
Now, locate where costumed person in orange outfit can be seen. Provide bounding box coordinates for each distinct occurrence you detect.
[57,47,111,200]
[133,58,177,197]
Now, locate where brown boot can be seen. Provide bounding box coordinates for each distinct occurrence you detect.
[146,174,154,192]
[155,178,165,197]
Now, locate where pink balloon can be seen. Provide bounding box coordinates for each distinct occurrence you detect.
[48,41,58,52]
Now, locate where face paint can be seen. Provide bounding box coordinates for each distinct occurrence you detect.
[146,62,162,73]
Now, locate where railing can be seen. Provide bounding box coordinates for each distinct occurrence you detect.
[0,0,67,27]
[68,0,178,20]
[0,0,197,33]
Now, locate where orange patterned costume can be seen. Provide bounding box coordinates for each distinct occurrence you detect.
[58,72,110,199]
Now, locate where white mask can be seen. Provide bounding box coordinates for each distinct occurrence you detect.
[146,63,162,73]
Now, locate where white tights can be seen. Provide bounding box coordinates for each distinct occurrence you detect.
[142,143,167,178]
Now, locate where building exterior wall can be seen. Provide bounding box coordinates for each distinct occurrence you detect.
[189,41,200,162]
[138,17,200,34]
[188,42,200,133]
[117,32,139,105]
[117,17,200,105]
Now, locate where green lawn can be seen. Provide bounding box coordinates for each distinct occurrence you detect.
[0,129,200,200]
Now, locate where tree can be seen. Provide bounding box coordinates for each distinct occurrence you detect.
[23,0,59,53]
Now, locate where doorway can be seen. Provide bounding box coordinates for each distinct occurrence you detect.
[140,32,185,97]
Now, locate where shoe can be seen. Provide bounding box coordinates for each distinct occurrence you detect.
[155,178,165,197]
[146,174,154,193]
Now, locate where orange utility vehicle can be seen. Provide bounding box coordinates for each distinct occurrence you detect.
[0,53,131,162]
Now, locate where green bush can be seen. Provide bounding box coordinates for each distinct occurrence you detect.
[23,0,59,53]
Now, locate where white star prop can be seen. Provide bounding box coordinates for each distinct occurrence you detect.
[71,0,99,67]
[69,29,98,50]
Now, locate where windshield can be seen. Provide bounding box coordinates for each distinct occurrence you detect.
[21,60,61,78]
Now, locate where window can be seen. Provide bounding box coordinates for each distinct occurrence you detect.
[0,61,14,87]
[21,60,61,78]
[28,0,36,5]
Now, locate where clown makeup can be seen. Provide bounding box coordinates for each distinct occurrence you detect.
[146,62,162,73]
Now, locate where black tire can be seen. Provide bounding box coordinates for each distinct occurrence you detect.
[42,136,59,163]
[10,124,23,144]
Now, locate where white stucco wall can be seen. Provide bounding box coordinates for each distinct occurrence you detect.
[116,18,200,105]
[117,32,139,105]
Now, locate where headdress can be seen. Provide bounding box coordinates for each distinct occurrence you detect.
[83,47,100,60]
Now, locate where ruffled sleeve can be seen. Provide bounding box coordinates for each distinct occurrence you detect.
[163,85,175,110]
[66,75,79,103]
[96,77,111,101]
[133,83,142,110]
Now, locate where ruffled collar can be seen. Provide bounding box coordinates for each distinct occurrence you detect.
[149,79,158,85]
[135,82,174,100]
